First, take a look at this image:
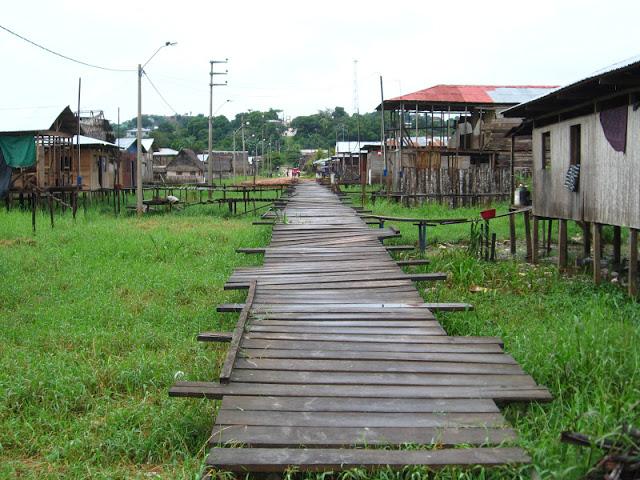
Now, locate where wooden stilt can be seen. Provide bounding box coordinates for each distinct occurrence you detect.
[524,210,532,262]
[630,228,638,298]
[509,209,516,256]
[593,223,602,285]
[546,219,553,255]
[558,219,568,269]
[532,216,539,264]
[582,222,591,259]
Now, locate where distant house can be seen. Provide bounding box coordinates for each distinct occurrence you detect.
[199,150,250,180]
[378,84,557,201]
[0,106,78,196]
[165,149,205,183]
[152,147,179,182]
[332,141,381,183]
[116,137,154,187]
[75,135,120,190]
[503,58,640,292]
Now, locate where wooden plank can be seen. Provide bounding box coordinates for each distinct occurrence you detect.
[396,259,430,266]
[197,332,232,342]
[217,303,244,312]
[219,280,256,384]
[205,447,531,471]
[210,425,517,447]
[169,381,553,402]
[240,338,505,353]
[229,370,537,387]
[215,410,507,428]
[240,348,516,364]
[234,358,524,375]
[219,395,500,413]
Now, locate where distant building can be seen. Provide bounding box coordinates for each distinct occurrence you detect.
[199,150,250,180]
[378,84,557,200]
[0,106,78,196]
[116,137,154,187]
[74,135,120,190]
[165,149,204,183]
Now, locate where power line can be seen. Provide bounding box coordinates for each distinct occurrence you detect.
[0,23,135,72]
[143,72,179,115]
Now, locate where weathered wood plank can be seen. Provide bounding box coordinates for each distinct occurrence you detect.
[205,447,531,471]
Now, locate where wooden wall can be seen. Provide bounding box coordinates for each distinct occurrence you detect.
[532,105,640,229]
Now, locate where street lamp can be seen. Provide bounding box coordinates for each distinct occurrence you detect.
[137,41,177,215]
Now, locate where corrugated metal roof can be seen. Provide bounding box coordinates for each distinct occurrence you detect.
[115,137,136,150]
[73,135,119,147]
[141,138,154,152]
[153,147,179,156]
[504,57,640,118]
[335,141,380,155]
[0,106,76,134]
[386,85,558,106]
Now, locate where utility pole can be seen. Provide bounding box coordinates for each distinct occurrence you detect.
[136,63,143,214]
[208,59,228,190]
[137,41,177,214]
[380,76,387,191]
[241,115,247,178]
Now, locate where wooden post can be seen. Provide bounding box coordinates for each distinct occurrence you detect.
[593,223,602,285]
[558,219,568,269]
[582,222,591,259]
[490,233,496,261]
[532,216,539,264]
[613,225,622,267]
[509,208,516,255]
[31,191,36,234]
[629,228,638,298]
[546,219,553,254]
[524,210,532,262]
[48,194,54,228]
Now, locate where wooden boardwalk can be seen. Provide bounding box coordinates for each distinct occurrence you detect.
[171,182,551,475]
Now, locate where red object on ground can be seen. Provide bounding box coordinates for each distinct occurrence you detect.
[480,209,496,220]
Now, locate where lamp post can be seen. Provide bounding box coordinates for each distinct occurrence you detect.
[137,41,176,215]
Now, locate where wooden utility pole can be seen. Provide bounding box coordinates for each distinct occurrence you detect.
[207,59,228,189]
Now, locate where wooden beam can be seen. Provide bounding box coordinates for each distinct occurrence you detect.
[630,228,638,297]
[558,219,568,269]
[524,210,532,262]
[593,223,602,285]
[532,216,539,264]
[197,332,233,342]
[236,248,265,254]
[217,303,244,312]
[219,280,257,384]
[396,259,430,266]
[386,245,414,252]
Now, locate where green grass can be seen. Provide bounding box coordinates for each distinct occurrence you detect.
[0,204,269,479]
[1,194,639,479]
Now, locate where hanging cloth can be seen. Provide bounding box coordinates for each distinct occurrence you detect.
[599,105,628,153]
[0,135,36,167]
[0,148,12,198]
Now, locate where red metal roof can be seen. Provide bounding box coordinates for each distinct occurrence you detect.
[387,85,559,106]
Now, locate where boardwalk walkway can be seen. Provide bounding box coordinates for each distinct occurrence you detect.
[171,182,551,475]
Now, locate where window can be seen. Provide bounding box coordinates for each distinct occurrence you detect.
[541,131,551,169]
[570,125,581,166]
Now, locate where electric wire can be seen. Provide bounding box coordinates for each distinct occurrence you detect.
[143,72,179,115]
[0,23,136,72]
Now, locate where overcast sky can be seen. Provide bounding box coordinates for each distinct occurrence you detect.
[3,0,640,125]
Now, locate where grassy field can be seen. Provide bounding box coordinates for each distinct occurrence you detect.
[1,191,639,479]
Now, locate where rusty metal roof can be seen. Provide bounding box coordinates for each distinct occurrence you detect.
[381,85,558,111]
